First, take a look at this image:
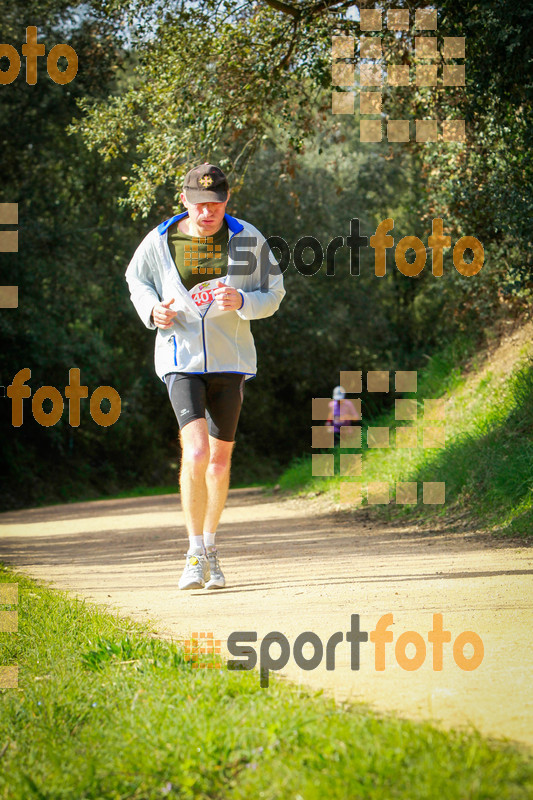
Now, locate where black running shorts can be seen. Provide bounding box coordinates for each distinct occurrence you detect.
[164,372,246,442]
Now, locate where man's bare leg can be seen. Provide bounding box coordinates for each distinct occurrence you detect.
[179,418,210,540]
[202,436,234,589]
[203,436,234,534]
[178,422,234,589]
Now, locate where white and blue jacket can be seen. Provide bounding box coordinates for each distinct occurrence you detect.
[125,212,285,381]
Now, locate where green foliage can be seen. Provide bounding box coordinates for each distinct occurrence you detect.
[279,332,533,537]
[1,0,531,508]
[415,359,533,535]
[72,1,335,216]
[0,0,181,508]
[383,0,533,301]
[80,634,189,670]
[2,566,532,799]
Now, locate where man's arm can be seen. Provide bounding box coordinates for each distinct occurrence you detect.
[236,272,285,320]
[125,237,161,330]
[234,230,286,321]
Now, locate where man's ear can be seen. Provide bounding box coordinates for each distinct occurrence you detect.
[179,191,188,207]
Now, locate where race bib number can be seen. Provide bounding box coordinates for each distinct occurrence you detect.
[190,278,224,310]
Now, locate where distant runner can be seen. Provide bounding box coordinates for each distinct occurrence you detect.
[126,164,285,589]
[326,385,360,445]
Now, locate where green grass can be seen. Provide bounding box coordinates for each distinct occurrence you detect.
[27,479,271,508]
[70,484,180,502]
[279,337,533,537]
[415,360,533,534]
[1,566,532,799]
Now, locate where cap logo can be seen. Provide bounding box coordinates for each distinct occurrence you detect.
[199,175,213,188]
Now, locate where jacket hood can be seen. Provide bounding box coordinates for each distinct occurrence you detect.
[157,212,245,236]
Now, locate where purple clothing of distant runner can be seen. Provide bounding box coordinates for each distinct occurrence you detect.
[327,398,360,434]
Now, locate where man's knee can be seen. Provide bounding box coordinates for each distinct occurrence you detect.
[207,444,234,478]
[207,460,231,481]
[186,445,210,461]
[181,440,210,473]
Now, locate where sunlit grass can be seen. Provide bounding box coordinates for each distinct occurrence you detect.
[1,567,532,799]
[279,338,533,537]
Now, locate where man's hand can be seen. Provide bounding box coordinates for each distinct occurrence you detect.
[213,281,243,311]
[152,298,178,329]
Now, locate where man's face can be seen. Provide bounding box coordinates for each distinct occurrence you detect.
[180,191,230,236]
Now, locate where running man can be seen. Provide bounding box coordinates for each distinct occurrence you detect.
[126,164,285,589]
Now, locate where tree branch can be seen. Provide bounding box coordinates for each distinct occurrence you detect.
[279,18,300,69]
[261,0,301,19]
[308,0,356,16]
[262,0,354,18]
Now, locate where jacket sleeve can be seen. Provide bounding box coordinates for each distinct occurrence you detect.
[125,235,160,330]
[236,231,286,321]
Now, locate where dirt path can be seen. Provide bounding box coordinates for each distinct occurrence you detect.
[1,489,532,749]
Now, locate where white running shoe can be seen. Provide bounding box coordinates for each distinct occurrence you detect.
[205,548,226,589]
[179,552,209,590]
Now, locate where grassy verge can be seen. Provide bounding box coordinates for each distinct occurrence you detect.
[1,567,532,799]
[279,334,533,537]
[15,479,271,510]
[66,484,180,503]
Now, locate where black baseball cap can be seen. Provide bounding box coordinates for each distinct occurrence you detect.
[183,163,229,203]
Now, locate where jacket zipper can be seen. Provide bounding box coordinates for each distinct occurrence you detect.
[201,316,208,371]
[198,226,242,374]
